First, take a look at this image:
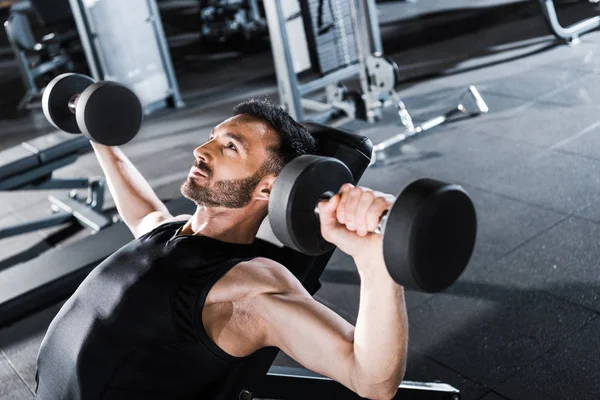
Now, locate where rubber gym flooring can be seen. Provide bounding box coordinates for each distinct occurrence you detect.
[1,1,600,399]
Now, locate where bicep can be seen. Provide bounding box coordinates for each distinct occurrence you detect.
[257,291,360,395]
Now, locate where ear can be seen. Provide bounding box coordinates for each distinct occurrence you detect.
[254,174,278,201]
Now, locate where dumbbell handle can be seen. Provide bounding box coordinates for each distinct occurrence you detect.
[67,94,81,114]
[314,191,389,235]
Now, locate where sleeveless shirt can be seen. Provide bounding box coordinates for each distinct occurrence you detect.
[35,221,259,399]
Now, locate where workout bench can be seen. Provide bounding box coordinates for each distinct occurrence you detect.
[0,131,109,240]
[0,123,460,399]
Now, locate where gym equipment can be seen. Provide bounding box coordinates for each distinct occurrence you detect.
[3,9,75,111]
[268,155,476,292]
[42,73,143,146]
[538,0,600,44]
[301,0,359,76]
[0,122,462,400]
[199,0,267,44]
[0,131,108,240]
[264,0,488,154]
[372,84,489,165]
[264,0,365,124]
[253,366,461,400]
[68,0,184,114]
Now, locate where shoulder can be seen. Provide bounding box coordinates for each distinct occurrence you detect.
[239,257,305,296]
[208,258,304,306]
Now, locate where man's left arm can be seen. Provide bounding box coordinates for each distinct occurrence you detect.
[255,185,408,399]
[253,255,407,399]
[352,251,408,398]
[313,183,410,397]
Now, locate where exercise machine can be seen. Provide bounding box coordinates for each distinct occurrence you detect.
[263,0,489,166]
[538,0,600,44]
[199,0,266,44]
[67,0,184,114]
[3,2,76,111]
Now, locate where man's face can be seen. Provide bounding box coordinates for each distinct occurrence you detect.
[181,114,280,208]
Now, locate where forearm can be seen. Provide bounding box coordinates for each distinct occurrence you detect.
[90,142,169,226]
[351,254,408,398]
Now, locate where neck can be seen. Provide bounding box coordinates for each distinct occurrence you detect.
[180,204,266,245]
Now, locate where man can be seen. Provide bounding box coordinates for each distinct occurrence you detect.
[35,99,408,399]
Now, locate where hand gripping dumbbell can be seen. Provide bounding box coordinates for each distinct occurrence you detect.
[42,73,143,146]
[268,155,478,293]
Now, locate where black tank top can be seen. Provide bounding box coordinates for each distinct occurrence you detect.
[35,221,259,400]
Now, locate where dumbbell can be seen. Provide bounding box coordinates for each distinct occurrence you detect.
[42,73,143,146]
[268,155,477,293]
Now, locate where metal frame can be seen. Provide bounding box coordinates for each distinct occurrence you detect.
[3,12,73,111]
[146,0,185,110]
[349,0,383,122]
[68,0,184,114]
[263,0,402,122]
[264,0,369,122]
[264,0,305,120]
[372,85,489,165]
[538,0,600,44]
[265,0,488,164]
[0,175,110,240]
[0,135,110,239]
[250,366,461,400]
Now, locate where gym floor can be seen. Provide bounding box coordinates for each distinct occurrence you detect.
[1,0,600,399]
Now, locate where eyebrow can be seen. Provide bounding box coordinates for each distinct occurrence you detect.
[210,129,248,152]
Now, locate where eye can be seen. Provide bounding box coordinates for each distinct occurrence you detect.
[227,143,237,151]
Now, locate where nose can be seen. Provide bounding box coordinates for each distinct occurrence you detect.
[193,143,211,164]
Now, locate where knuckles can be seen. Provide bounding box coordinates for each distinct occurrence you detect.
[340,186,388,209]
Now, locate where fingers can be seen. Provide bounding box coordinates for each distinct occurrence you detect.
[336,183,354,225]
[317,192,340,215]
[336,185,393,236]
[366,197,389,232]
[342,187,363,232]
[354,190,375,236]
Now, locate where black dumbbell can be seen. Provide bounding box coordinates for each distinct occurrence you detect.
[42,73,143,146]
[268,155,477,293]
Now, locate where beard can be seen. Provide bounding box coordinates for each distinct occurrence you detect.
[181,166,265,209]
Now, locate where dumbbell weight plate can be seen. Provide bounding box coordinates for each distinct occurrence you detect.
[384,179,477,293]
[76,82,143,146]
[42,73,95,134]
[269,155,355,255]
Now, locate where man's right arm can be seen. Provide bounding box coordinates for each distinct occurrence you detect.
[91,142,173,237]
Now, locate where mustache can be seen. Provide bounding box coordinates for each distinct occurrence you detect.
[194,163,211,177]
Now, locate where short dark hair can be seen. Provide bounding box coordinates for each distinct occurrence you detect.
[232,98,318,176]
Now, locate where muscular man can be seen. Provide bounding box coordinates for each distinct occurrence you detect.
[35,99,408,400]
